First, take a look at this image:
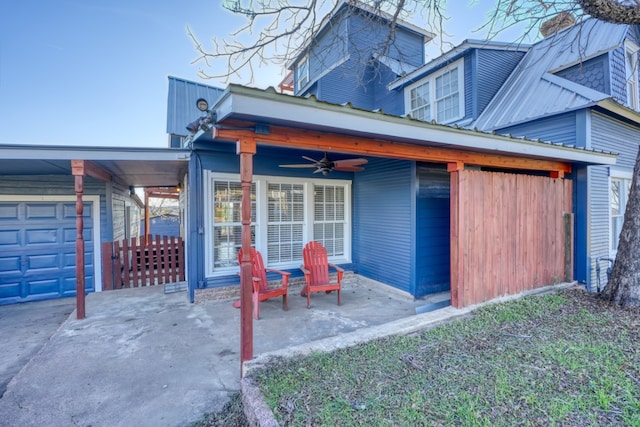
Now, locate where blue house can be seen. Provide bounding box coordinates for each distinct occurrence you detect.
[170,2,617,308]
[386,18,640,291]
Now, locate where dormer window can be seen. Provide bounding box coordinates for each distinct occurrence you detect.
[405,59,464,123]
[625,40,639,110]
[296,56,309,91]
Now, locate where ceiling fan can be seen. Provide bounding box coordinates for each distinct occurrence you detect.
[279,152,368,175]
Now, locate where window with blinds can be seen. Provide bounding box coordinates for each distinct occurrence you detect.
[206,172,351,276]
[212,180,256,268]
[313,184,345,257]
[267,183,304,263]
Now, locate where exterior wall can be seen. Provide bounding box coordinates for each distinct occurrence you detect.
[498,111,578,146]
[450,170,572,308]
[0,175,109,241]
[587,111,640,288]
[111,180,140,242]
[352,158,414,294]
[297,6,424,110]
[415,164,450,297]
[556,55,608,93]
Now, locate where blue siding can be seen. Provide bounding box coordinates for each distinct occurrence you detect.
[465,53,473,120]
[476,49,526,117]
[610,48,627,105]
[298,6,425,109]
[353,158,413,293]
[556,55,607,93]
[415,165,450,297]
[591,111,640,168]
[588,111,640,288]
[498,111,578,145]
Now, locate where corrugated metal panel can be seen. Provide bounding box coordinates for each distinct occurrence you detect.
[166,76,224,137]
[353,158,413,293]
[474,19,628,131]
[587,165,610,288]
[476,49,526,117]
[499,111,578,146]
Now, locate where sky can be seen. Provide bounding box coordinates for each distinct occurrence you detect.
[0,0,532,148]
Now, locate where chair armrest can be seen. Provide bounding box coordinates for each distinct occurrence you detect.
[264,268,291,277]
[265,268,291,288]
[327,263,344,272]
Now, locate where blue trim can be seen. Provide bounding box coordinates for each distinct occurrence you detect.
[409,162,417,296]
[574,166,589,288]
[187,153,205,303]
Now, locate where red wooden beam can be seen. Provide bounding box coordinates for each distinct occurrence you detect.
[213,124,572,175]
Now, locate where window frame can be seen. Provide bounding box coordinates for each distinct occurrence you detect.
[296,55,309,91]
[625,40,639,110]
[609,169,633,259]
[204,172,352,277]
[404,58,464,124]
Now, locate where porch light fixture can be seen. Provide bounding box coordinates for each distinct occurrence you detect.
[196,98,209,112]
[186,98,215,134]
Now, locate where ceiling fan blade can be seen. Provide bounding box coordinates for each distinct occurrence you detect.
[279,164,318,168]
[333,166,365,172]
[301,156,321,163]
[333,158,368,167]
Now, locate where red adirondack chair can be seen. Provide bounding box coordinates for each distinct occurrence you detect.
[233,247,290,319]
[300,241,343,308]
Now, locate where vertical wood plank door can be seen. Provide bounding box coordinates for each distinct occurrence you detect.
[451,170,572,308]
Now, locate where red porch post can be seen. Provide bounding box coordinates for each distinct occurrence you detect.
[74,173,86,319]
[238,138,257,376]
[71,160,111,320]
[448,162,464,309]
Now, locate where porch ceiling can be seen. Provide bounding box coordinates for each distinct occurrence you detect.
[0,145,189,187]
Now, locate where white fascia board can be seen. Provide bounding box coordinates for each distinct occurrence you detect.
[0,145,191,162]
[597,98,640,125]
[216,88,617,166]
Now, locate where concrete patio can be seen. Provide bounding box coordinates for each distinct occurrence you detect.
[0,279,452,427]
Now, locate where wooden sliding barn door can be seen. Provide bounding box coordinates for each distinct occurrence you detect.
[450,170,572,308]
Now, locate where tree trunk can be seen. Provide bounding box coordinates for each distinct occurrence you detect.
[600,148,640,307]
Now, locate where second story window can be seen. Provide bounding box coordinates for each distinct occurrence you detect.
[297,56,309,91]
[625,40,639,110]
[405,58,464,124]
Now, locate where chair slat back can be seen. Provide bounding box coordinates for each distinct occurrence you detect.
[303,241,330,285]
[238,247,268,291]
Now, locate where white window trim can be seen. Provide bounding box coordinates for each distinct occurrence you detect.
[296,55,309,92]
[625,40,639,110]
[609,168,633,259]
[204,172,352,277]
[404,58,464,124]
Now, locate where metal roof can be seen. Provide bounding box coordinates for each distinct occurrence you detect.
[473,19,630,131]
[0,144,189,187]
[166,76,224,137]
[202,84,616,166]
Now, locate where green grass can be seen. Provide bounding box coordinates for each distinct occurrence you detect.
[249,289,640,426]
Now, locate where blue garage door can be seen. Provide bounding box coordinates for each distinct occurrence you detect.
[0,200,95,305]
